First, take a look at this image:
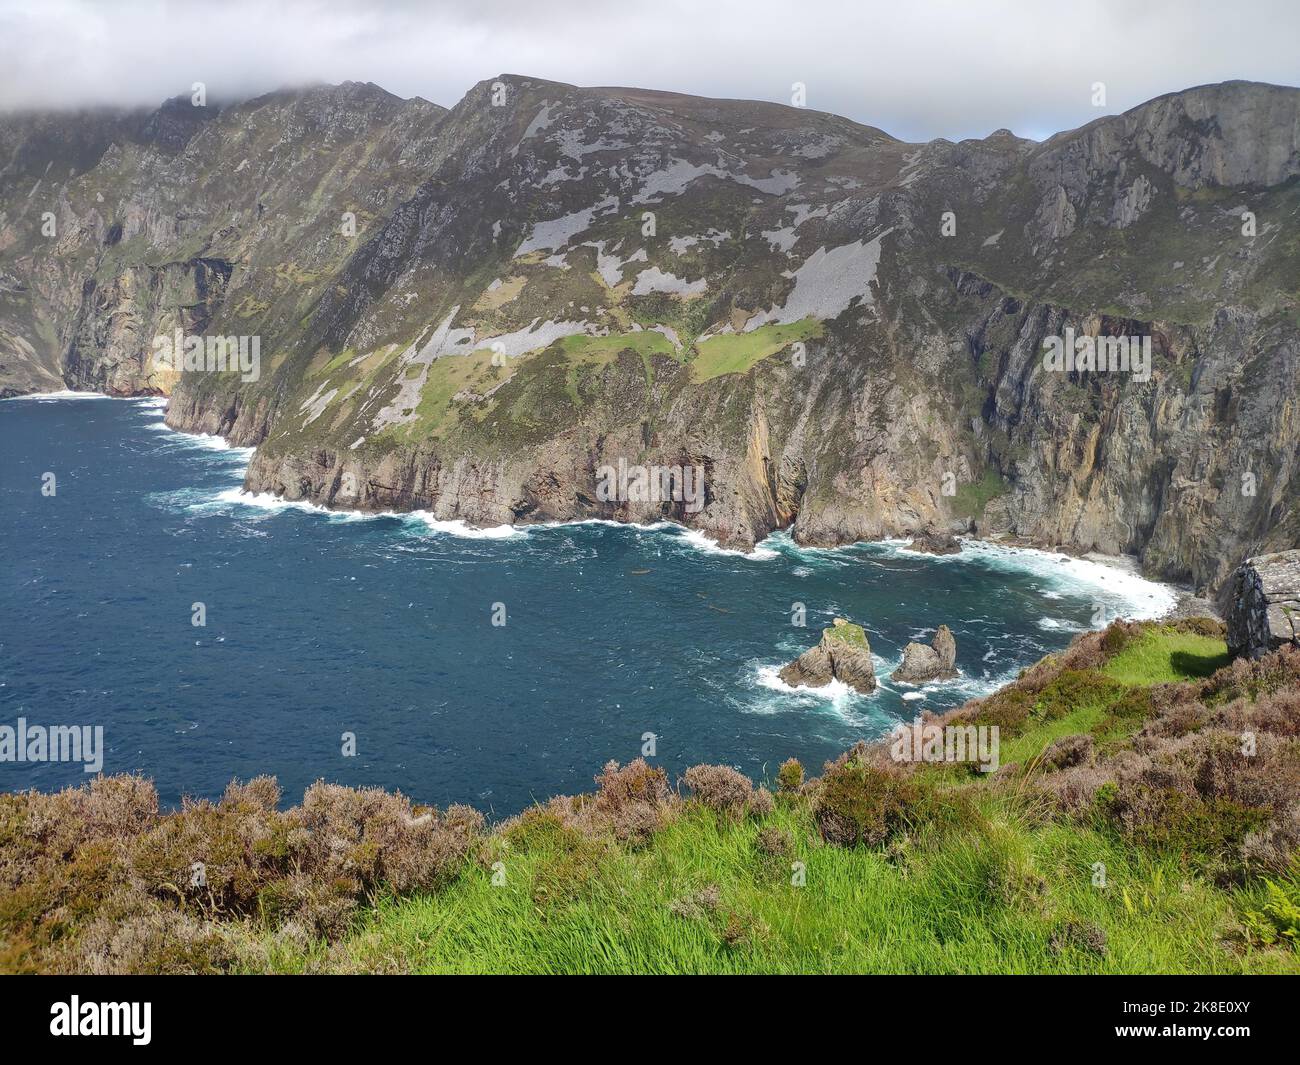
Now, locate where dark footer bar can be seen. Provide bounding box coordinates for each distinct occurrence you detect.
[0,974,1291,1050]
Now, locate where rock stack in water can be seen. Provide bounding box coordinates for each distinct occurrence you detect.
[905,529,962,555]
[891,625,958,683]
[779,618,877,694]
[1224,550,1300,659]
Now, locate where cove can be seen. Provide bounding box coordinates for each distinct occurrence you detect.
[0,394,1175,816]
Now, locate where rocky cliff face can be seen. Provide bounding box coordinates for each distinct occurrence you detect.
[2,77,1297,591]
[1223,550,1300,658]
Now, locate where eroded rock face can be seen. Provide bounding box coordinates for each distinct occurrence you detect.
[1224,550,1300,659]
[779,618,877,694]
[891,624,958,684]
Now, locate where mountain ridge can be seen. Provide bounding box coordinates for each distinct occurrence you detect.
[2,76,1298,592]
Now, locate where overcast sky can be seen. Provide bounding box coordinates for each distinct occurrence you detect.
[1,0,1297,141]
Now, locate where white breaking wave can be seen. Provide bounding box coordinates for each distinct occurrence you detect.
[751,664,874,725]
[179,495,789,553]
[1038,616,1087,632]
[957,540,1177,621]
[3,390,110,401]
[408,511,526,539]
[206,491,527,540]
[212,487,327,514]
[809,534,1177,623]
[674,526,779,560]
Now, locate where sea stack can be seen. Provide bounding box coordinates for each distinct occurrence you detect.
[891,625,958,683]
[779,618,877,694]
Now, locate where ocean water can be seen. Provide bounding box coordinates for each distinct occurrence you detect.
[0,395,1176,815]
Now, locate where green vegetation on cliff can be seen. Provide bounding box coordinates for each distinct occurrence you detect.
[690,318,823,383]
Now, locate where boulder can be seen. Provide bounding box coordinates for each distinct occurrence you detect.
[779,618,877,694]
[1223,550,1300,659]
[906,530,962,555]
[891,624,959,683]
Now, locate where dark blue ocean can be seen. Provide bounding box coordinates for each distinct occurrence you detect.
[0,395,1174,815]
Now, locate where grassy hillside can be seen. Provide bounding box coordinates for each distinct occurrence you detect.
[2,619,1298,974]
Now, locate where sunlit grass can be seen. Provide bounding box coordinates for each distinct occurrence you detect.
[1102,627,1231,685]
[254,794,1295,974]
[690,318,822,382]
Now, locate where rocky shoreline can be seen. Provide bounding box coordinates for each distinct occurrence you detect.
[4,387,1227,613]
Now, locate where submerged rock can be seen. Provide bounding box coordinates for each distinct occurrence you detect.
[779,618,877,694]
[891,624,958,684]
[906,530,962,555]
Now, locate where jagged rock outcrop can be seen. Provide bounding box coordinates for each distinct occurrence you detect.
[2,77,1298,592]
[1223,550,1300,659]
[906,530,962,555]
[779,618,877,694]
[891,625,958,684]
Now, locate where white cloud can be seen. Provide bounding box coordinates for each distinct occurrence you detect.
[0,0,1296,141]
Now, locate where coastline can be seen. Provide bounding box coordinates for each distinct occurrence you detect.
[5,386,1201,623]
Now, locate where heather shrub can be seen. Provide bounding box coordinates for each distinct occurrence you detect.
[76,903,241,975]
[1136,696,1203,739]
[1190,732,1300,813]
[1051,629,1112,673]
[669,884,721,921]
[814,750,924,847]
[1107,686,1158,721]
[559,759,676,843]
[0,775,481,973]
[683,764,753,815]
[1049,918,1108,957]
[294,782,480,901]
[1241,806,1300,878]
[776,758,804,793]
[755,825,793,857]
[1201,646,1300,707]
[1206,688,1300,739]
[682,764,773,820]
[1039,761,1115,818]
[1100,621,1140,657]
[1098,782,1268,859]
[130,783,290,917]
[1039,734,1094,771]
[969,687,1035,734]
[595,758,668,809]
[1174,616,1227,639]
